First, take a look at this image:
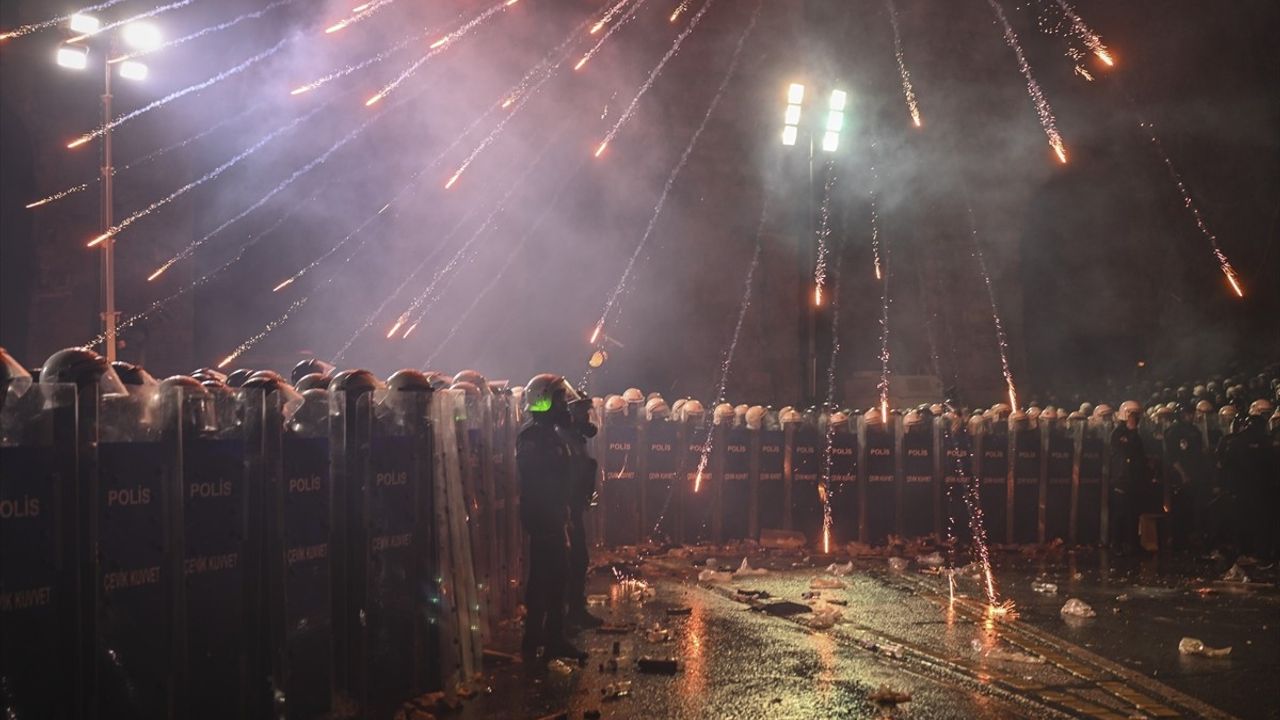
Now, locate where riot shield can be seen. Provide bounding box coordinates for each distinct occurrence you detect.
[279,391,334,718]
[454,396,495,638]
[1044,426,1074,543]
[862,421,896,546]
[1077,427,1105,545]
[1011,427,1042,544]
[976,431,1009,546]
[180,388,252,719]
[601,420,639,547]
[93,388,181,717]
[1,383,78,719]
[680,426,713,545]
[941,425,973,545]
[757,428,786,534]
[488,391,522,616]
[789,424,823,546]
[642,420,678,541]
[827,429,857,546]
[901,424,936,540]
[721,426,751,541]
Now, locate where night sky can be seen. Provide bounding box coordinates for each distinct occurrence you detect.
[1,0,1276,405]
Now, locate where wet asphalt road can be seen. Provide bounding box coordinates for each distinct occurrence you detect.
[438,547,1278,720]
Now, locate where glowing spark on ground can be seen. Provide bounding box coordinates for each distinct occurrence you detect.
[1055,0,1112,66]
[886,0,922,128]
[593,0,717,158]
[589,0,754,357]
[987,0,1068,164]
[67,0,192,44]
[74,37,290,146]
[964,203,1019,408]
[0,0,127,41]
[112,0,294,63]
[86,106,319,248]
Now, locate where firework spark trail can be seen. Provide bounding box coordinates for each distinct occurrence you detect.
[111,0,295,63]
[886,0,922,127]
[291,32,418,95]
[66,0,193,43]
[592,0,718,158]
[80,184,324,351]
[692,206,765,494]
[588,0,754,362]
[0,0,127,40]
[273,202,393,292]
[68,36,291,148]
[964,204,1019,409]
[324,0,396,34]
[396,131,563,335]
[818,249,844,554]
[1054,0,1112,66]
[28,104,258,209]
[668,0,691,22]
[813,166,836,305]
[87,105,321,247]
[423,162,587,368]
[590,0,633,34]
[986,0,1067,163]
[875,203,891,421]
[1137,117,1245,298]
[331,206,483,362]
[218,296,312,368]
[149,85,424,281]
[575,0,648,71]
[366,0,520,107]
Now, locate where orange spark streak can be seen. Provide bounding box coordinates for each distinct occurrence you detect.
[325,21,348,33]
[364,92,383,106]
[67,136,92,149]
[272,278,293,292]
[147,261,175,282]
[444,170,462,189]
[217,354,237,369]
[590,323,603,344]
[574,55,588,71]
[25,198,51,209]
[386,318,404,338]
[87,233,111,248]
[593,141,607,157]
[429,36,447,49]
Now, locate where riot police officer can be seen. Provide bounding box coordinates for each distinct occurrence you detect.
[517,374,587,663]
[1109,403,1147,551]
[1163,404,1205,550]
[561,391,604,630]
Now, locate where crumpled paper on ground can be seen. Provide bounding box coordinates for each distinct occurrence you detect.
[734,557,769,577]
[1060,598,1096,618]
[697,569,733,583]
[810,576,847,590]
[825,561,853,576]
[1179,637,1232,658]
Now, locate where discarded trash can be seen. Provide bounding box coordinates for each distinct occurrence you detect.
[825,561,854,576]
[887,557,910,572]
[547,659,574,676]
[760,529,807,549]
[810,577,846,590]
[636,657,679,675]
[1115,593,1131,602]
[869,686,912,705]
[806,603,843,629]
[916,551,945,567]
[871,642,904,659]
[586,594,610,606]
[736,588,771,600]
[1032,581,1059,595]
[1221,564,1250,583]
[698,569,733,584]
[666,606,693,616]
[601,680,632,700]
[826,598,848,606]
[596,623,633,635]
[1060,598,1096,618]
[759,600,812,617]
[735,557,769,577]
[644,626,672,643]
[1178,637,1232,658]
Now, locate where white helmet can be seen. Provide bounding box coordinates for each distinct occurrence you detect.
[829,411,850,428]
[1218,405,1236,421]
[1094,404,1113,418]
[1250,398,1274,417]
[604,394,627,414]
[967,412,985,433]
[1118,400,1141,422]
[864,408,883,426]
[780,407,803,425]
[682,399,705,421]
[1079,402,1094,416]
[991,403,1011,418]
[622,387,644,405]
[929,403,944,415]
[734,403,749,425]
[713,402,735,425]
[644,397,670,421]
[903,410,923,427]
[1195,400,1213,414]
[745,405,767,430]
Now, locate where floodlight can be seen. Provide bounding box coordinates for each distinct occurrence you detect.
[787,83,805,105]
[829,89,847,111]
[122,21,162,51]
[118,60,148,80]
[56,44,89,70]
[821,130,839,152]
[781,125,798,146]
[69,13,101,34]
[784,104,802,126]
[826,110,843,132]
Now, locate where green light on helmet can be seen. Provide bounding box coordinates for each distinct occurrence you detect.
[529,396,553,413]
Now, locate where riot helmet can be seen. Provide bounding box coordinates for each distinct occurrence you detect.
[291,358,335,385]
[523,373,578,420]
[40,347,126,396]
[0,346,33,412]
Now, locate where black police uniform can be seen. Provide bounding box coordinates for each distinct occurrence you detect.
[557,421,599,625]
[516,417,573,657]
[1108,423,1146,550]
[1163,417,1204,548]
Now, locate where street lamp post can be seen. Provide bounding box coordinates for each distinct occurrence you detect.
[780,82,846,405]
[56,14,161,362]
